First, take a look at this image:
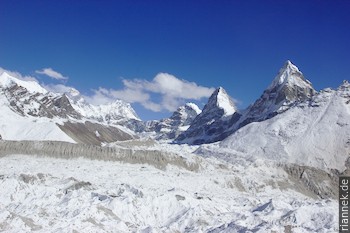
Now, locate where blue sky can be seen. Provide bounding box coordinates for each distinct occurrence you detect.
[1,0,349,120]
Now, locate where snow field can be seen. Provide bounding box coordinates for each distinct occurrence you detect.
[0,154,338,232]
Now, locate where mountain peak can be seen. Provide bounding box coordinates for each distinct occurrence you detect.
[268,60,313,92]
[176,87,237,144]
[283,60,295,69]
[240,61,316,125]
[204,87,236,117]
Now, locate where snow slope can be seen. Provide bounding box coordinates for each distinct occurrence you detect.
[0,90,75,143]
[219,81,350,171]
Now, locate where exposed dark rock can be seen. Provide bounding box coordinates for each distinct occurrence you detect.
[3,84,82,119]
[282,163,338,199]
[57,121,136,145]
[175,195,185,201]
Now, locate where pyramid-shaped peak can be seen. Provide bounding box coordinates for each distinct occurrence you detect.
[268,60,313,91]
[212,86,228,97]
[279,60,302,77]
[283,60,298,70]
[242,61,316,124]
[204,86,236,117]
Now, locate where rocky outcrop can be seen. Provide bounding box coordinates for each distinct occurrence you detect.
[3,84,82,119]
[0,140,199,171]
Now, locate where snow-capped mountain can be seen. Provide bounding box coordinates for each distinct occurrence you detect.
[238,60,316,127]
[176,87,237,144]
[199,80,350,172]
[177,61,319,145]
[65,88,139,123]
[0,71,136,144]
[137,103,201,139]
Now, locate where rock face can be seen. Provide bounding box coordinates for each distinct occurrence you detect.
[136,103,202,140]
[176,87,237,144]
[3,84,82,119]
[238,60,316,127]
[57,121,135,145]
[282,163,338,199]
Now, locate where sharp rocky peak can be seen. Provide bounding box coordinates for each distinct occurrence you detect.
[268,60,314,92]
[239,61,316,126]
[203,87,236,117]
[175,88,237,144]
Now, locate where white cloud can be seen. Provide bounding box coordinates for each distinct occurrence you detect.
[83,88,116,105]
[43,83,74,93]
[85,73,214,112]
[35,68,68,80]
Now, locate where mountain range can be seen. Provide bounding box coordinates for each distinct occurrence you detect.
[0,61,346,232]
[0,60,349,171]
[0,61,348,152]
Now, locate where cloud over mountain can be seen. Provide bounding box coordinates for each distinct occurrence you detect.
[36,68,68,80]
[87,73,214,112]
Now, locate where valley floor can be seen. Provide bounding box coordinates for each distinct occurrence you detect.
[0,151,338,232]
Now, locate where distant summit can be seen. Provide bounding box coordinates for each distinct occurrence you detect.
[240,60,316,126]
[202,87,236,118]
[176,87,237,144]
[137,102,202,140]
